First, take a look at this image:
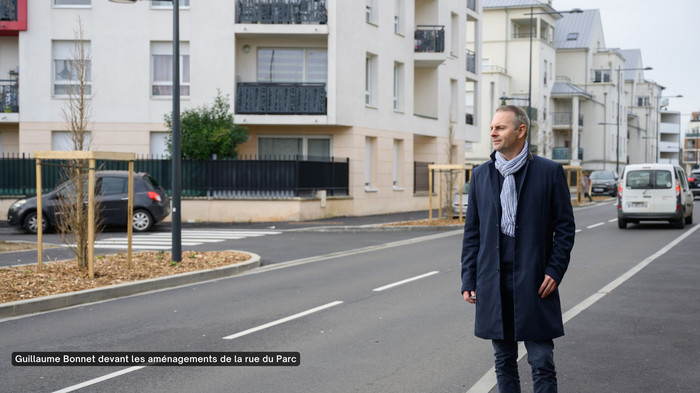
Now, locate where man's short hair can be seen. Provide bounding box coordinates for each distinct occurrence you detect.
[496,105,530,134]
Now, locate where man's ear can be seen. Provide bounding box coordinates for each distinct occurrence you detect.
[518,124,528,139]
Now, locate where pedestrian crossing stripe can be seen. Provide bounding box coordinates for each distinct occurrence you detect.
[68,230,281,250]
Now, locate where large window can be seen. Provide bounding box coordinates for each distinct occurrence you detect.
[637,96,650,107]
[150,132,169,157]
[53,41,91,96]
[258,136,331,160]
[52,131,91,151]
[593,69,611,83]
[365,54,377,107]
[366,0,377,24]
[151,42,190,97]
[394,62,404,111]
[256,48,327,83]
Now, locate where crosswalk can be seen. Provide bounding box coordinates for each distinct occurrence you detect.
[81,229,282,250]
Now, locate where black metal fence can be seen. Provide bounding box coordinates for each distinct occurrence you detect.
[0,153,349,198]
[414,25,445,53]
[236,82,327,115]
[236,0,327,24]
[0,80,19,113]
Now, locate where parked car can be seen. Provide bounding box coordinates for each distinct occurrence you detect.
[451,182,469,218]
[590,170,618,197]
[688,169,700,198]
[617,163,693,229]
[7,171,170,234]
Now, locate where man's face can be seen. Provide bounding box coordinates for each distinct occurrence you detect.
[489,110,526,160]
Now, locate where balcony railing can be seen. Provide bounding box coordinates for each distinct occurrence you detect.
[466,49,476,73]
[466,0,476,12]
[236,82,326,115]
[552,147,583,161]
[0,80,18,113]
[236,0,327,25]
[414,25,445,53]
[553,112,584,127]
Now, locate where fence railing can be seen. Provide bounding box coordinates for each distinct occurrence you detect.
[236,82,327,115]
[552,147,583,161]
[236,0,327,24]
[0,80,19,113]
[414,25,445,53]
[0,153,349,198]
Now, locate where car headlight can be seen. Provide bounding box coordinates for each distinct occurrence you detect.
[10,200,27,210]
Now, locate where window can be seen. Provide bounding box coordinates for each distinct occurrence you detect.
[151,0,189,8]
[393,139,404,189]
[637,96,650,107]
[365,137,377,190]
[394,0,403,34]
[150,132,169,157]
[566,32,579,41]
[366,0,376,24]
[365,54,377,107]
[53,0,90,7]
[257,48,327,83]
[99,177,127,195]
[52,131,91,151]
[544,60,548,86]
[626,170,672,189]
[258,136,331,159]
[593,69,611,83]
[450,12,459,56]
[151,42,190,97]
[393,62,404,111]
[53,41,91,96]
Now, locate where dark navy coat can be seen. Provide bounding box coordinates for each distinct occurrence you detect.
[461,152,575,340]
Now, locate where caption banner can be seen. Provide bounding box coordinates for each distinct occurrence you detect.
[12,352,300,367]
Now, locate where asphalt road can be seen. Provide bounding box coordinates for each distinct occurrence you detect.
[1,202,698,392]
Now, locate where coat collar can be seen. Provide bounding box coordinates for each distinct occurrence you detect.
[488,149,533,216]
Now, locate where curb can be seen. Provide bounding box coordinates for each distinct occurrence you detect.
[0,251,261,319]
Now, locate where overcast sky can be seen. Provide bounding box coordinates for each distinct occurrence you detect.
[552,0,699,131]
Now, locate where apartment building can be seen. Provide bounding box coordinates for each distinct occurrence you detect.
[683,111,700,171]
[0,0,477,222]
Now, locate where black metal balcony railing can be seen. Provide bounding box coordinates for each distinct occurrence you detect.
[552,147,583,161]
[414,25,445,53]
[0,0,17,21]
[236,82,326,115]
[0,80,18,113]
[236,0,327,25]
[466,49,476,73]
[465,113,474,125]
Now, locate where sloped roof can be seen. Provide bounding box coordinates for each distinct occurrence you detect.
[555,9,601,49]
[551,81,593,99]
[483,0,552,10]
[619,49,643,80]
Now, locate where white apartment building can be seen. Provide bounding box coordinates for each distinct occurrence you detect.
[0,0,479,222]
[683,111,700,171]
[658,110,681,165]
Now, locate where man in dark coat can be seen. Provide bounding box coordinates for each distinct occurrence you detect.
[461,105,575,393]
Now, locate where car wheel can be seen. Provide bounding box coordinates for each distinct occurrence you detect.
[685,210,693,225]
[617,218,627,229]
[132,209,154,232]
[673,216,685,229]
[23,211,47,234]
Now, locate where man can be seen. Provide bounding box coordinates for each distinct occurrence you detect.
[461,105,575,393]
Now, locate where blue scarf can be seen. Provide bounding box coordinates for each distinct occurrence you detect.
[494,142,529,237]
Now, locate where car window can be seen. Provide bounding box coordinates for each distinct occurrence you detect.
[100,177,127,195]
[626,170,672,189]
[590,171,614,180]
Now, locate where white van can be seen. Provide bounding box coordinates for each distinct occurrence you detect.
[617,163,694,229]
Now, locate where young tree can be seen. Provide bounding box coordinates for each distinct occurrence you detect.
[55,17,103,269]
[164,90,248,160]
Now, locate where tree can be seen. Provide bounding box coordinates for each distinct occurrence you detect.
[164,90,248,160]
[55,17,104,270]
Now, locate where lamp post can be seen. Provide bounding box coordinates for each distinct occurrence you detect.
[110,0,182,262]
[615,65,652,174]
[525,6,582,149]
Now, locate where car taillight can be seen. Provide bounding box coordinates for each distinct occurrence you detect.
[689,177,695,183]
[148,191,162,202]
[618,183,623,198]
[675,180,680,198]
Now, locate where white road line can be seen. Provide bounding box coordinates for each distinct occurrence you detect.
[223,301,344,340]
[608,218,618,223]
[372,271,440,292]
[466,223,700,393]
[587,222,605,229]
[52,366,147,393]
[575,229,582,233]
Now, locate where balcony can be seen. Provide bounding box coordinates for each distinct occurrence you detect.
[0,0,27,34]
[0,79,18,120]
[552,112,583,128]
[236,0,327,25]
[236,82,326,115]
[414,25,446,67]
[552,147,583,161]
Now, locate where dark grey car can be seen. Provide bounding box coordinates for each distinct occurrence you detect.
[6,171,170,234]
[590,170,618,197]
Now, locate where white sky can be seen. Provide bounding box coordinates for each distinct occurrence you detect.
[552,0,700,131]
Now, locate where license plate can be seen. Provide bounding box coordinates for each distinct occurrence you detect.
[593,188,604,192]
[627,202,647,208]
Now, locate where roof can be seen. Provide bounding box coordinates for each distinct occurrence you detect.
[619,49,643,80]
[551,81,593,99]
[555,9,601,49]
[483,0,554,11]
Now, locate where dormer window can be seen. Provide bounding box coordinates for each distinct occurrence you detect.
[567,32,579,41]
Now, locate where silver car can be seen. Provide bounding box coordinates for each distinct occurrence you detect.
[452,183,469,218]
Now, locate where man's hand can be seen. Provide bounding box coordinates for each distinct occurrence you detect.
[463,290,476,304]
[538,275,558,299]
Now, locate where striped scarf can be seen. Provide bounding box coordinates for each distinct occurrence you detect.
[494,142,529,237]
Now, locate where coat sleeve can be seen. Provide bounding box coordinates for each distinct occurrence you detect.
[545,164,576,284]
[460,169,481,293]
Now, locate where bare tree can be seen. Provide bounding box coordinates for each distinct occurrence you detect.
[54,17,103,269]
[441,117,459,218]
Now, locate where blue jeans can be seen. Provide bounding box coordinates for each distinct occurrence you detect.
[494,234,557,392]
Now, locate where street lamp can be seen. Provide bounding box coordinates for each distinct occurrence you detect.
[525,6,582,149]
[615,65,652,174]
[110,0,182,262]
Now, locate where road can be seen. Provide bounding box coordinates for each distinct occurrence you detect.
[0,201,697,392]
